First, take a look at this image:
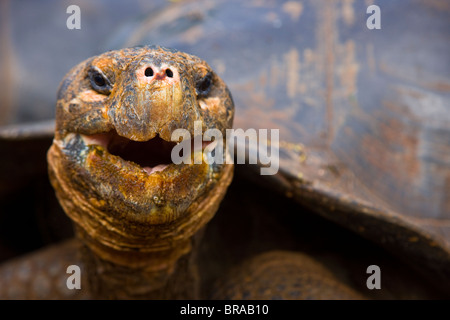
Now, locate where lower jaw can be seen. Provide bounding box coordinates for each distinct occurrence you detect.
[57,131,223,222]
[81,144,219,223]
[48,142,234,265]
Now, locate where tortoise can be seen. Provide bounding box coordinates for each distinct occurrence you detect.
[0,0,449,299]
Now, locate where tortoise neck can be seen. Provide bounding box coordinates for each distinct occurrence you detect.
[77,227,204,299]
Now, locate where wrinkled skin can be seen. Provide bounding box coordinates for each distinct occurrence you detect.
[47,46,234,298]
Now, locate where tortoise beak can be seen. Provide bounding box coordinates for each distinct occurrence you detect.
[80,129,214,176]
[82,131,175,175]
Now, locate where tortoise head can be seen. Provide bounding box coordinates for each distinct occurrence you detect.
[47,46,234,269]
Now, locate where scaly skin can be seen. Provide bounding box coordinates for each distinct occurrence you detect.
[46,45,234,299]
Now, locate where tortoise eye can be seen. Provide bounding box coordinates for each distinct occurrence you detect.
[88,67,111,94]
[93,73,106,87]
[196,72,213,97]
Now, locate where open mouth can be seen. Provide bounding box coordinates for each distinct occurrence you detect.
[80,130,213,175]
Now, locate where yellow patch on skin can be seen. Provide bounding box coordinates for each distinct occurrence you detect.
[91,57,116,71]
[200,96,221,111]
[91,198,107,208]
[80,89,107,102]
[64,98,80,113]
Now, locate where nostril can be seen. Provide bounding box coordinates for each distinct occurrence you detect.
[165,69,173,78]
[145,67,154,77]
